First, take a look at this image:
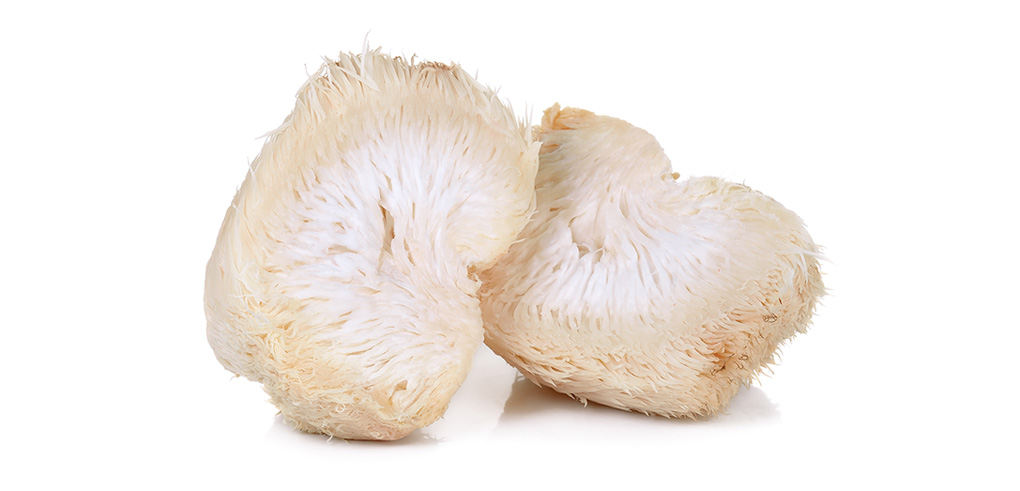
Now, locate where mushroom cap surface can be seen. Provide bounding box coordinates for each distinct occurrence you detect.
[205,49,539,440]
[480,105,824,417]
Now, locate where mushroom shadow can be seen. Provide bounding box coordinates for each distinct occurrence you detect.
[712,385,781,424]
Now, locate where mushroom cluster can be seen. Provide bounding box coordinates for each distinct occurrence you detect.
[205,48,824,440]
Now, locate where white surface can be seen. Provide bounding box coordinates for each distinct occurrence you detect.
[2,1,1017,488]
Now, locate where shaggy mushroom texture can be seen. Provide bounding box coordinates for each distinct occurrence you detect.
[480,105,824,418]
[205,49,539,440]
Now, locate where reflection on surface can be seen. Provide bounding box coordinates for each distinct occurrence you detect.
[421,345,517,440]
[499,376,780,426]
[719,385,781,423]
[262,348,781,445]
[499,376,609,421]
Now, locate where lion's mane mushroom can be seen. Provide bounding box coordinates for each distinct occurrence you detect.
[204,49,539,440]
[480,105,824,418]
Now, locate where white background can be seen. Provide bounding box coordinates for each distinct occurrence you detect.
[3,1,1018,488]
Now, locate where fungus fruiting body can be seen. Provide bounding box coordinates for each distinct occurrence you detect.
[480,105,824,417]
[205,50,539,440]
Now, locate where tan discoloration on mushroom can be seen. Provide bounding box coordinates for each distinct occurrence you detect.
[480,105,823,418]
[205,49,539,440]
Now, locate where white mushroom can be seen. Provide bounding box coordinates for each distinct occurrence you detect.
[204,49,539,440]
[480,105,824,417]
